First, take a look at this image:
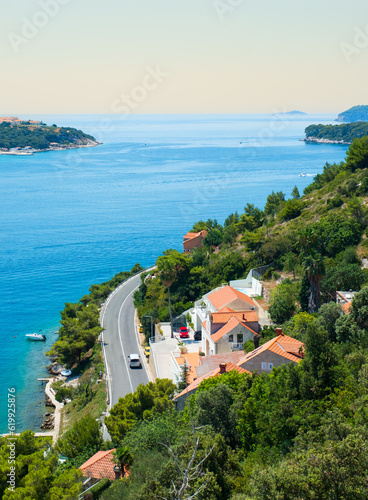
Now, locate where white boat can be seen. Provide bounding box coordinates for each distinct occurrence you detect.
[61,369,72,377]
[299,172,306,177]
[26,333,46,341]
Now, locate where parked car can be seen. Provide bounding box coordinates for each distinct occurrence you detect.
[179,326,189,339]
[128,353,141,368]
[194,331,202,341]
[144,346,150,357]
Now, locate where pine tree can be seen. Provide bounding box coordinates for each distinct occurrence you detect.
[291,185,300,199]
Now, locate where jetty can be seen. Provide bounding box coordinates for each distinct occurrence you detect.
[1,378,63,444]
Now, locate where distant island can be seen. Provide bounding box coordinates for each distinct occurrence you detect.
[273,110,307,116]
[0,117,100,155]
[336,105,368,123]
[303,122,368,144]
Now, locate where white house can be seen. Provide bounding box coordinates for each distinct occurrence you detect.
[193,284,260,356]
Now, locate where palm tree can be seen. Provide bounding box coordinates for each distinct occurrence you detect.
[303,250,325,313]
[113,446,133,478]
[156,250,188,338]
[299,227,325,313]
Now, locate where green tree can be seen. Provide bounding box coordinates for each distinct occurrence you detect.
[316,302,342,342]
[249,423,368,500]
[303,250,325,313]
[268,281,298,324]
[264,191,285,216]
[299,272,310,312]
[47,302,102,365]
[57,415,102,459]
[283,251,299,279]
[193,383,240,447]
[300,323,340,398]
[113,446,133,477]
[177,362,190,391]
[345,135,368,172]
[203,228,224,247]
[156,250,188,338]
[105,379,176,442]
[0,432,82,500]
[278,198,303,221]
[291,185,300,199]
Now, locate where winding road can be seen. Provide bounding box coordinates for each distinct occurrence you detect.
[100,272,150,415]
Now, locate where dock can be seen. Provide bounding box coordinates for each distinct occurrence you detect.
[37,378,53,385]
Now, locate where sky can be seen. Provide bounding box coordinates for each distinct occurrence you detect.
[0,0,367,114]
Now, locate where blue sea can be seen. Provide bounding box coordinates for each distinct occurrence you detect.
[0,114,348,433]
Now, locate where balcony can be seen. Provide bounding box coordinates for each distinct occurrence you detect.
[231,343,244,351]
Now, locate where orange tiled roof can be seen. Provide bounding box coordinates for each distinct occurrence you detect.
[238,334,304,365]
[211,310,258,324]
[211,316,258,343]
[79,449,117,481]
[217,306,235,313]
[183,230,207,241]
[207,285,258,310]
[342,301,352,314]
[196,351,245,376]
[181,352,201,384]
[184,232,200,240]
[174,361,250,400]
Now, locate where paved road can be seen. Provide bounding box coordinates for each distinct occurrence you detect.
[101,273,149,411]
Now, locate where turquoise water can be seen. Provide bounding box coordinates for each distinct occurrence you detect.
[0,114,348,433]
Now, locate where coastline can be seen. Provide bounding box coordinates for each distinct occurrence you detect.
[303,137,352,145]
[0,140,101,156]
[0,114,349,436]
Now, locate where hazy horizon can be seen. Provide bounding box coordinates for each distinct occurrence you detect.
[1,0,367,115]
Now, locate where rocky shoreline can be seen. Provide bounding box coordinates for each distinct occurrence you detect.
[303,137,352,145]
[0,139,101,156]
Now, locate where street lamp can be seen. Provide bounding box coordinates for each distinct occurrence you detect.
[143,315,153,339]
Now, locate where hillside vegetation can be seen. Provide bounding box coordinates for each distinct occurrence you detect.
[336,104,368,122]
[0,121,97,150]
[136,136,368,335]
[5,137,368,499]
[305,122,368,143]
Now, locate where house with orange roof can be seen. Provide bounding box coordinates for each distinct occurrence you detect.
[174,361,251,410]
[170,351,201,386]
[79,449,123,481]
[0,117,22,124]
[195,350,247,377]
[183,230,208,253]
[206,285,259,312]
[237,330,304,374]
[193,285,260,356]
[336,290,356,314]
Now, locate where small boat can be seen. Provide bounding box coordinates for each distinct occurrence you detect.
[26,333,46,341]
[299,172,306,177]
[61,369,72,377]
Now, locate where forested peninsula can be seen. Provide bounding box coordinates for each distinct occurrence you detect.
[304,122,368,144]
[3,137,368,499]
[336,105,368,123]
[0,117,99,154]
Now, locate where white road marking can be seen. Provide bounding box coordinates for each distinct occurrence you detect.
[117,288,137,394]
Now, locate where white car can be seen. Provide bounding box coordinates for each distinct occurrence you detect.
[128,353,141,368]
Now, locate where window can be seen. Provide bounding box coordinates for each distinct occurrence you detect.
[237,334,243,344]
[261,362,266,370]
[268,363,273,371]
[229,334,234,342]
